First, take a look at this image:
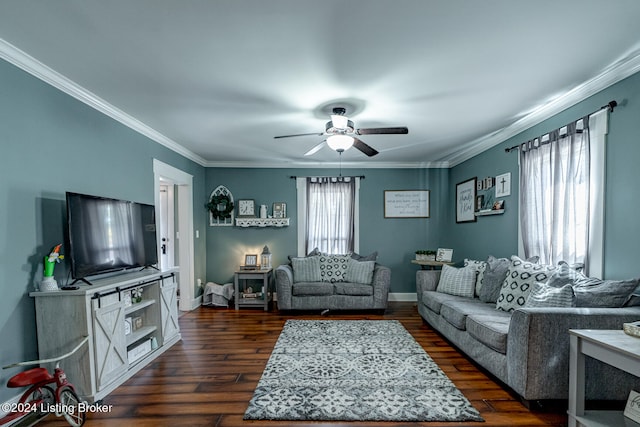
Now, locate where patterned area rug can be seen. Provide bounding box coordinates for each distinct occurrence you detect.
[243,320,484,422]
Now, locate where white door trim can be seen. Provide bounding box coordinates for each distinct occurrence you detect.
[153,159,195,311]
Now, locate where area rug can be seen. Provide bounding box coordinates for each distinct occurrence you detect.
[243,320,484,422]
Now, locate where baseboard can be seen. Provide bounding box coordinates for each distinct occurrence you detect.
[388,292,417,302]
[191,295,202,310]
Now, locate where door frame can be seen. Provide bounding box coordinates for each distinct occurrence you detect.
[153,159,195,311]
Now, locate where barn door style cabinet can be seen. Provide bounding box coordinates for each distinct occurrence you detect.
[31,269,181,402]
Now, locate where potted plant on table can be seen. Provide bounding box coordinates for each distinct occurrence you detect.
[415,250,437,261]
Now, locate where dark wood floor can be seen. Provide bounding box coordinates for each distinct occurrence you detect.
[37,302,568,426]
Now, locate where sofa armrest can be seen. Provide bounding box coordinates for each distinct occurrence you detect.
[416,270,441,302]
[275,265,293,310]
[507,306,640,400]
[371,265,391,309]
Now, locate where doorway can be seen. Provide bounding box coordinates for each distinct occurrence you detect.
[153,159,195,312]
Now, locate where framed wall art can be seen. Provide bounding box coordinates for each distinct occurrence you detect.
[383,190,430,218]
[456,178,477,223]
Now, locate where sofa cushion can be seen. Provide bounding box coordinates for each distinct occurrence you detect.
[479,256,511,303]
[464,258,487,296]
[439,299,494,330]
[496,256,556,312]
[319,254,350,283]
[292,282,334,296]
[334,282,374,296]
[344,259,375,284]
[466,313,511,354]
[524,282,575,308]
[436,265,476,298]
[421,290,462,314]
[291,256,321,283]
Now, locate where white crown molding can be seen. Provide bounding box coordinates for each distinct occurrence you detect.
[443,48,640,167]
[203,160,450,169]
[0,38,207,167]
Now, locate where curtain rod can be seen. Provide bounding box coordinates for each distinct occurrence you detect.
[504,100,617,153]
[290,175,365,179]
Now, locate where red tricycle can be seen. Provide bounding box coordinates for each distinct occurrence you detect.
[1,337,88,427]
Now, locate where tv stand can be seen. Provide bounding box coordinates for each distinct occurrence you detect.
[30,268,181,402]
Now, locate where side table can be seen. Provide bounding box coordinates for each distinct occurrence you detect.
[234,268,273,311]
[411,260,454,270]
[568,329,640,427]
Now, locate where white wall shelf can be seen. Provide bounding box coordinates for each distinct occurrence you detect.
[475,209,505,217]
[235,218,289,228]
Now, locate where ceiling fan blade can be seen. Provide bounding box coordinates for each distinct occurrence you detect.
[356,127,409,135]
[274,132,323,139]
[353,137,379,157]
[304,140,326,156]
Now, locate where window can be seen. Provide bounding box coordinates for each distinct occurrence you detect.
[296,177,360,255]
[519,110,608,276]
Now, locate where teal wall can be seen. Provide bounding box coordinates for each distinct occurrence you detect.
[205,167,449,293]
[0,59,207,402]
[448,71,640,280]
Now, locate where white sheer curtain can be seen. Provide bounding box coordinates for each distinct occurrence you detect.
[519,117,590,268]
[305,177,355,254]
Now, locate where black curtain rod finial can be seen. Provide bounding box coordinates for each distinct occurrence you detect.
[607,100,617,112]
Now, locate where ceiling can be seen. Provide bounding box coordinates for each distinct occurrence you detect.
[2,1,640,168]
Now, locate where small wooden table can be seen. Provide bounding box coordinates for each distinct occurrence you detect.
[411,260,454,270]
[234,268,273,311]
[568,329,640,427]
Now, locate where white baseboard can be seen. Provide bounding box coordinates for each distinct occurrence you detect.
[388,292,417,302]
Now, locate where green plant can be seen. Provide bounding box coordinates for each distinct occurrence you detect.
[415,249,437,255]
[206,194,234,220]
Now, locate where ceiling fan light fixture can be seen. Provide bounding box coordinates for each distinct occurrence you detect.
[326,134,354,152]
[330,114,349,129]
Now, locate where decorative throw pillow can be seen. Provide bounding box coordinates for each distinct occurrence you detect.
[436,265,476,298]
[479,256,511,303]
[496,256,556,312]
[344,259,376,284]
[464,258,487,296]
[287,247,321,265]
[291,256,321,283]
[524,282,576,308]
[546,261,581,288]
[351,251,378,262]
[572,275,640,308]
[319,254,351,283]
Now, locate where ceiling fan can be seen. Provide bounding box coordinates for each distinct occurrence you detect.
[274,107,408,157]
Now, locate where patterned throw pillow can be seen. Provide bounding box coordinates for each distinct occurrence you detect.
[344,259,376,284]
[524,282,576,308]
[496,256,556,312]
[436,265,476,298]
[319,254,351,283]
[291,256,321,283]
[351,251,378,261]
[464,258,487,296]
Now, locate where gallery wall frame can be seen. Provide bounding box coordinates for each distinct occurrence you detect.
[456,178,477,223]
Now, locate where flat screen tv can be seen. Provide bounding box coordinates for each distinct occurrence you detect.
[66,192,159,284]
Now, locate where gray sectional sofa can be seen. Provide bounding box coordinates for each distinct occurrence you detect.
[275,252,390,311]
[416,260,640,403]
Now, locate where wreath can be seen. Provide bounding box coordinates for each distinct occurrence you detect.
[206,194,234,220]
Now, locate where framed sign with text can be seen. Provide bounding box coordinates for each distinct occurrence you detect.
[456,178,477,223]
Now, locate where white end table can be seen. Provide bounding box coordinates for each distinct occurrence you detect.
[568,329,640,427]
